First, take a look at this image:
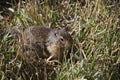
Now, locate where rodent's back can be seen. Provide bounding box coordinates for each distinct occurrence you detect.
[25,26,51,44]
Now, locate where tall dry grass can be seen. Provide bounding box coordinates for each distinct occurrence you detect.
[0,0,120,80]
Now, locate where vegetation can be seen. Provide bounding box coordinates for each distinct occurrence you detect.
[0,0,120,80]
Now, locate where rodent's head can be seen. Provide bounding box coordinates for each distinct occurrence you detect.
[58,28,73,50]
[46,28,72,60]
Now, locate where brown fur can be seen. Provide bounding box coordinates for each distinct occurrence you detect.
[9,26,72,61]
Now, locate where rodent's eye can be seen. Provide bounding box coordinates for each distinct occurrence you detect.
[54,30,64,42]
[60,37,64,42]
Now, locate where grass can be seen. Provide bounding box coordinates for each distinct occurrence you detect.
[0,0,120,80]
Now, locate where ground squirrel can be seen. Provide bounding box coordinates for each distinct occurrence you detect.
[9,26,72,61]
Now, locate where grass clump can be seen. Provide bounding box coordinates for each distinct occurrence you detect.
[0,0,120,80]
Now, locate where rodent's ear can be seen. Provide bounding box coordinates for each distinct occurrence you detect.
[60,28,71,33]
[60,27,70,32]
[54,30,60,37]
[62,27,67,31]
